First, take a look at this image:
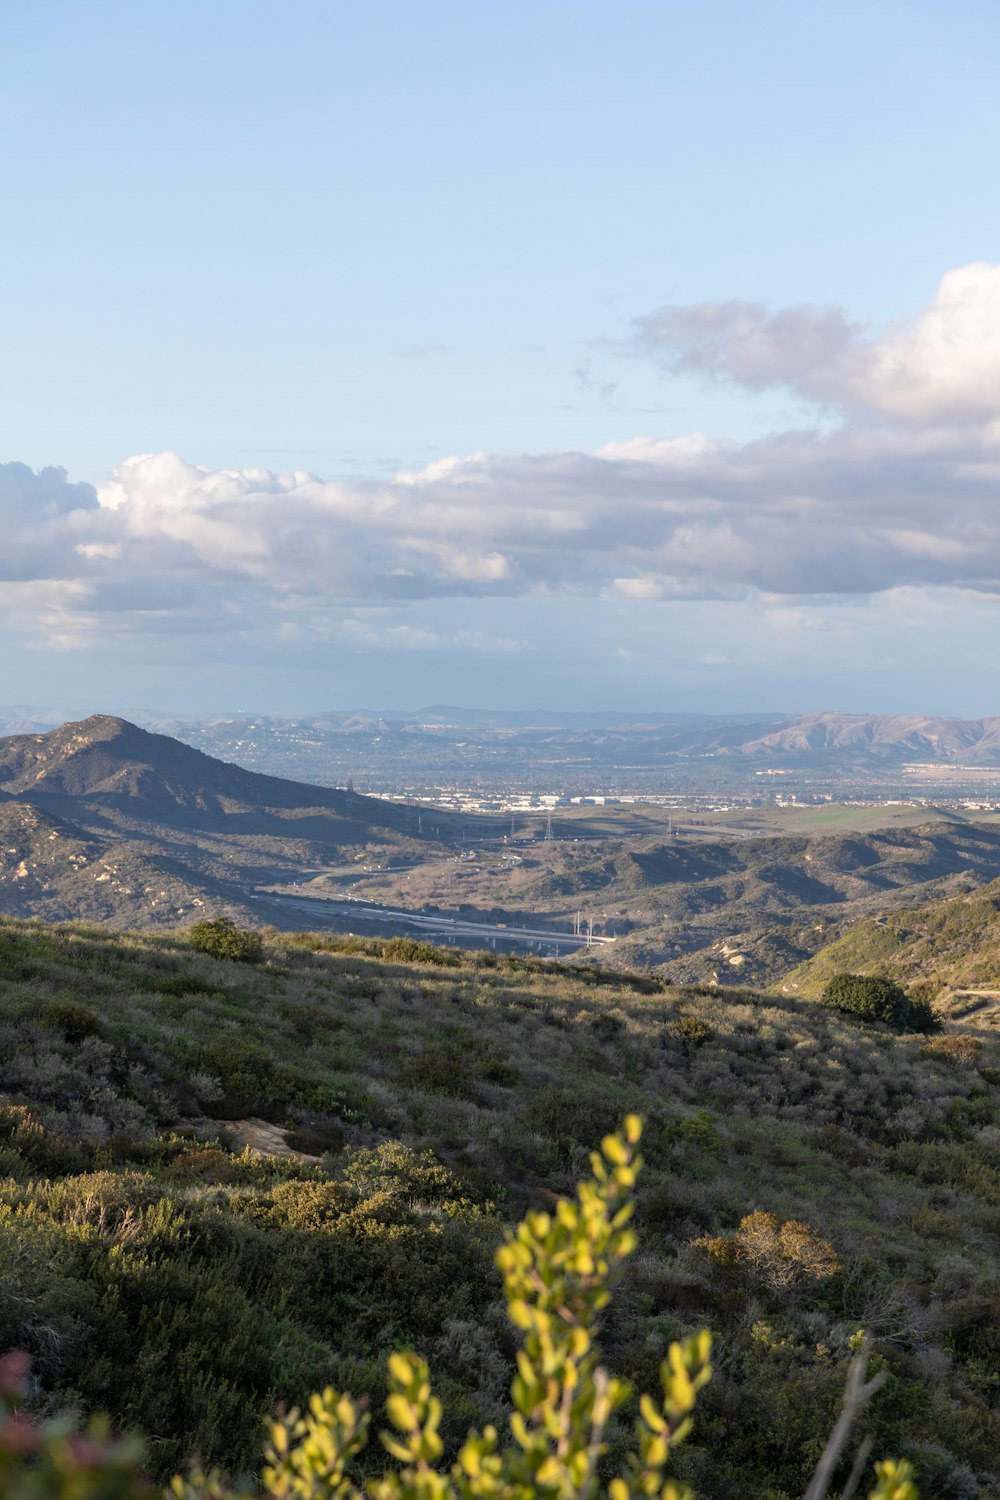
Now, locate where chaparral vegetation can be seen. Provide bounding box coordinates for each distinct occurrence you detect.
[0,917,996,1496]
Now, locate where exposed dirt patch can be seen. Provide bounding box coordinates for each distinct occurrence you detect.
[217,1116,321,1162]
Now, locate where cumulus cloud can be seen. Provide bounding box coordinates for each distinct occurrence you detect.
[6,263,1000,654]
[0,462,98,582]
[633,261,1000,424]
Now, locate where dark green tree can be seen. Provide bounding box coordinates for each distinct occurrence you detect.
[820,973,909,1028]
[188,918,263,964]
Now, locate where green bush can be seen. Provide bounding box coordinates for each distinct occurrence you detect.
[820,973,910,1028]
[40,1000,103,1042]
[667,1014,713,1048]
[905,995,939,1034]
[380,938,461,967]
[187,919,264,964]
[590,1012,626,1043]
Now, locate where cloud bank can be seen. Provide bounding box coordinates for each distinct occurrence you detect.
[5,263,1000,652]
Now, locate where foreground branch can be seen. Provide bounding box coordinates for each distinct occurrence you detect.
[803,1341,886,1500]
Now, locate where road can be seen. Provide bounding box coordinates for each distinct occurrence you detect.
[253,889,614,951]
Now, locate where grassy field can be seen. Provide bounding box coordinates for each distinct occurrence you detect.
[664,803,1000,836]
[537,799,998,838]
[0,917,998,1497]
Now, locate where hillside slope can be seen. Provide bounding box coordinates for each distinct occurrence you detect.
[0,916,997,1496]
[729,711,1000,764]
[781,878,1000,1004]
[532,821,1000,986]
[0,716,458,928]
[0,714,443,830]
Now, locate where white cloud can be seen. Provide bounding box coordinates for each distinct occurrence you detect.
[6,263,1000,658]
[632,261,1000,425]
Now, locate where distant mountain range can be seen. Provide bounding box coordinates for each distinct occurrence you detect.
[6,710,1000,794]
[727,712,1000,765]
[152,710,1000,791]
[0,715,452,928]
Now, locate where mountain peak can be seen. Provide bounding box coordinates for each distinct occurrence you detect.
[0,713,438,834]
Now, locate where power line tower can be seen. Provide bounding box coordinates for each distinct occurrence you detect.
[346,772,355,794]
[545,810,554,841]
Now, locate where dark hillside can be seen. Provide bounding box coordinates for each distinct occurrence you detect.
[0,916,997,1496]
[0,717,462,929]
[0,715,441,836]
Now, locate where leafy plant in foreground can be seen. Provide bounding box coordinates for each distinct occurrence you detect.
[0,1121,918,1500]
[190,1121,920,1500]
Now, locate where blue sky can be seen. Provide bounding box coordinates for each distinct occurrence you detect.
[4,0,1000,716]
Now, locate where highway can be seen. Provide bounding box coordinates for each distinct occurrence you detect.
[253,889,614,951]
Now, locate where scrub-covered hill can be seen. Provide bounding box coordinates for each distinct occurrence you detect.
[781,878,1000,1005]
[0,716,459,928]
[0,917,997,1497]
[545,821,1000,986]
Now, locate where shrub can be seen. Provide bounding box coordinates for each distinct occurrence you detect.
[524,1084,621,1157]
[667,1014,713,1048]
[590,1013,626,1043]
[695,1210,840,1293]
[921,1035,983,1068]
[380,938,461,966]
[40,1000,103,1042]
[905,996,939,1034]
[283,1119,345,1156]
[187,919,264,964]
[0,1122,920,1500]
[478,1051,518,1086]
[406,1047,475,1098]
[820,973,910,1028]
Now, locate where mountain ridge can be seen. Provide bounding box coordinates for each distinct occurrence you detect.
[0,715,456,928]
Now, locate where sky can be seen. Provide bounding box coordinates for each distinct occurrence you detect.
[4,0,1000,717]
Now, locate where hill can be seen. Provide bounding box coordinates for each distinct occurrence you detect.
[0,713,440,825]
[0,716,458,928]
[0,915,997,1496]
[517,821,1000,986]
[728,712,1000,765]
[12,717,1000,995]
[780,878,1000,1008]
